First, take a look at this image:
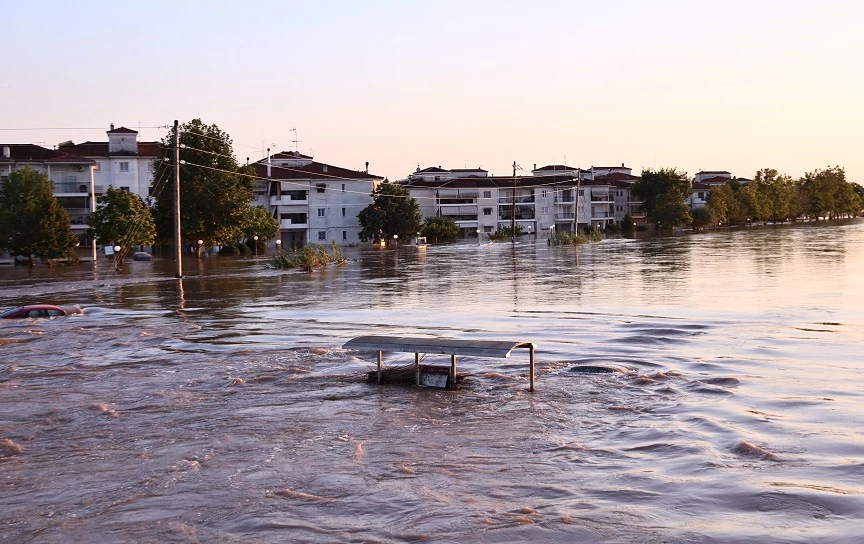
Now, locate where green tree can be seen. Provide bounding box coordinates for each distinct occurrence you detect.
[0,167,78,266]
[151,119,256,257]
[86,186,156,270]
[243,205,280,251]
[421,216,460,243]
[735,183,762,223]
[690,206,716,230]
[631,168,692,229]
[706,184,739,225]
[753,168,800,222]
[357,182,422,243]
[800,167,861,220]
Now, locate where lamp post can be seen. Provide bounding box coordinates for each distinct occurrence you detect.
[392,234,398,247]
[197,239,203,259]
[477,228,481,245]
[275,239,282,253]
[253,235,259,256]
[527,225,532,239]
[113,245,121,271]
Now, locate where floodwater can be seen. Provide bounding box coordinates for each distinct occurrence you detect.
[2,221,864,543]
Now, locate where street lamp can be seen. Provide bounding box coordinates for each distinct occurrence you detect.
[253,235,259,256]
[275,239,282,252]
[392,234,398,246]
[113,245,121,271]
[477,229,481,245]
[197,239,203,258]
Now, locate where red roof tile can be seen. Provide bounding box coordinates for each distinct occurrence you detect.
[0,144,94,164]
[107,126,138,134]
[253,160,381,181]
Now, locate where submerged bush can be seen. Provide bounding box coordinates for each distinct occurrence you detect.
[269,241,347,270]
[548,230,588,246]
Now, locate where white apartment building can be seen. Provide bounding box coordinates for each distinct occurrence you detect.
[58,125,161,201]
[689,170,734,209]
[0,144,96,243]
[254,151,383,247]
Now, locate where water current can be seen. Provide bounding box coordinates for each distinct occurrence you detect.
[2,220,863,543]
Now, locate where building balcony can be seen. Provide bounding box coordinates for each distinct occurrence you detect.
[270,194,308,206]
[53,182,105,194]
[590,195,611,202]
[555,212,576,220]
[498,196,535,204]
[554,196,575,204]
[280,218,308,229]
[64,208,91,225]
[590,212,612,220]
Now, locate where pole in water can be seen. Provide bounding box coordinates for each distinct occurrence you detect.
[173,119,182,278]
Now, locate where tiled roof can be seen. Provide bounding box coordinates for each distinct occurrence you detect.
[534,164,579,171]
[403,174,578,190]
[696,170,730,175]
[0,144,94,164]
[56,141,162,158]
[692,182,714,190]
[416,167,448,173]
[271,151,313,160]
[699,175,731,186]
[107,126,138,134]
[595,172,639,182]
[253,160,381,181]
[449,168,487,173]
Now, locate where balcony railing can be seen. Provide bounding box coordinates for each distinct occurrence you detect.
[53,182,105,193]
[590,195,611,202]
[498,196,535,204]
[280,219,308,229]
[555,212,576,220]
[554,196,575,203]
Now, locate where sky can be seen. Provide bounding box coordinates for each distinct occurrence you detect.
[2,0,862,182]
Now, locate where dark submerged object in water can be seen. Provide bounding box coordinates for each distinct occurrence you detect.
[568,365,622,374]
[133,252,153,261]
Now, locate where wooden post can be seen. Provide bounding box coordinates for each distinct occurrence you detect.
[529,345,535,392]
[377,351,383,385]
[173,119,182,279]
[415,352,420,386]
[450,354,457,390]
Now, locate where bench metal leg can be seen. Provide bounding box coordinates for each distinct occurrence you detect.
[450,354,456,390]
[377,351,383,385]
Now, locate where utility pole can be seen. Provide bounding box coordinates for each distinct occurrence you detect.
[511,161,517,242]
[173,119,182,278]
[575,168,581,234]
[89,164,97,262]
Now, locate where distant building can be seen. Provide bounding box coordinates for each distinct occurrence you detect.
[254,151,382,247]
[690,171,734,209]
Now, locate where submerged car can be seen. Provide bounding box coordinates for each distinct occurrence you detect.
[0,305,67,319]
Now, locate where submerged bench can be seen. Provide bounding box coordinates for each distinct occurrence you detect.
[342,335,537,391]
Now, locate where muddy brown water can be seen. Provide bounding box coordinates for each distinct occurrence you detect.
[2,221,864,543]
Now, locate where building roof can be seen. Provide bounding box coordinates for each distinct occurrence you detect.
[692,181,715,190]
[271,151,313,160]
[107,126,138,134]
[0,144,95,164]
[253,158,381,181]
[415,166,449,173]
[403,174,579,190]
[698,175,731,186]
[449,168,487,173]
[595,172,639,182]
[696,170,731,175]
[533,164,579,171]
[57,141,162,157]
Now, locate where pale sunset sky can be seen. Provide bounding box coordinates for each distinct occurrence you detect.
[2,0,862,182]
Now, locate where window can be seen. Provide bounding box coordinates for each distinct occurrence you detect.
[578,189,584,196]
[342,231,347,240]
[541,190,548,198]
[341,184,346,192]
[316,183,326,193]
[541,207,549,214]
[120,187,130,193]
[483,208,492,216]
[483,191,491,199]
[698,192,706,200]
[119,162,129,172]
[484,226,493,232]
[148,186,154,196]
[317,208,325,217]
[318,231,327,240]
[434,176,441,181]
[342,208,346,217]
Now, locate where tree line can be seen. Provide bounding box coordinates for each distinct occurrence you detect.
[631,167,863,230]
[0,119,278,267]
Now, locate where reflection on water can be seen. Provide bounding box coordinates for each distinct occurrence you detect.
[2,220,864,543]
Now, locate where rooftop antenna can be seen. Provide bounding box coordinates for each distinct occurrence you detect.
[291,128,302,153]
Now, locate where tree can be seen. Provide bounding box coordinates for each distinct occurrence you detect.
[0,167,78,266]
[706,184,739,225]
[421,216,459,243]
[151,119,256,257]
[753,168,800,222]
[800,167,861,220]
[86,186,156,269]
[690,207,715,230]
[357,182,422,243]
[243,205,280,252]
[631,168,692,229]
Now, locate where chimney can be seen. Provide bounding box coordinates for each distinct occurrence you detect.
[246,157,249,166]
[267,148,271,178]
[621,163,624,167]
[533,163,536,171]
[2,146,9,159]
[110,123,114,131]
[365,161,369,173]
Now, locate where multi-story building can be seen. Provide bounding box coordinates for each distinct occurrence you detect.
[0,144,96,244]
[57,125,161,201]
[690,170,733,209]
[253,151,383,247]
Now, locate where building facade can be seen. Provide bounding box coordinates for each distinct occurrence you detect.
[254,151,383,247]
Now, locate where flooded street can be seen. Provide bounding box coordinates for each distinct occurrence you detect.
[2,221,864,543]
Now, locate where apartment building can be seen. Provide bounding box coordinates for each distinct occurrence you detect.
[253,151,383,247]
